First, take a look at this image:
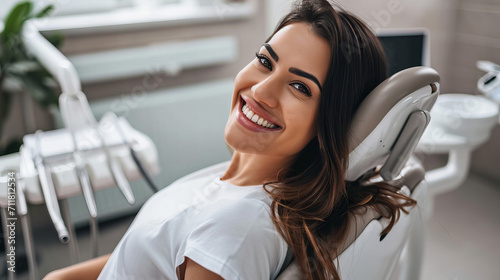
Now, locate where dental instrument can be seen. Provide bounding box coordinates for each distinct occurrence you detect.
[104,112,159,193]
[33,130,70,243]
[65,113,100,258]
[104,142,136,204]
[70,133,98,219]
[18,147,39,280]
[59,90,136,206]
[59,198,80,263]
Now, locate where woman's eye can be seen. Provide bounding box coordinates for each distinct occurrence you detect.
[291,82,312,96]
[255,53,272,70]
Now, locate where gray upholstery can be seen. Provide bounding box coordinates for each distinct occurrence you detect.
[348,66,439,152]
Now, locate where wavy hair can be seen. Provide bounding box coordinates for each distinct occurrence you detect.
[262,1,416,279]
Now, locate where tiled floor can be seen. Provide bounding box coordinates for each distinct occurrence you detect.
[421,172,500,280]
[7,171,500,280]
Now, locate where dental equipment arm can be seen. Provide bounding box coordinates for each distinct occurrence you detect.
[58,93,136,205]
[34,131,69,243]
[22,21,136,205]
[22,22,81,98]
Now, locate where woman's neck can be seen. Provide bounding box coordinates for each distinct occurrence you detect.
[220,152,295,186]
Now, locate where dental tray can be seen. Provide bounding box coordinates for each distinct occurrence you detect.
[0,117,159,205]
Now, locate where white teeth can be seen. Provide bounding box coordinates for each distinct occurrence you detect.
[241,104,278,129]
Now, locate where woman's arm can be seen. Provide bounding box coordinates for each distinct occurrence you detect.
[43,254,110,280]
[183,258,224,280]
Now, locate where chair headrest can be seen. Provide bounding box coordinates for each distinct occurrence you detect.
[346,66,440,181]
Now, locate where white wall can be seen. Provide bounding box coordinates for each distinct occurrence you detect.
[454,0,500,182]
[266,0,293,34]
[266,0,458,92]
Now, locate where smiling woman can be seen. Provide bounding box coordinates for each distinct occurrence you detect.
[223,22,329,180]
[43,1,414,280]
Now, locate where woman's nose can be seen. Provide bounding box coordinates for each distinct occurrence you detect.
[251,76,280,108]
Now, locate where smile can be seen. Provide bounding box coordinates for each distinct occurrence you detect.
[241,103,279,129]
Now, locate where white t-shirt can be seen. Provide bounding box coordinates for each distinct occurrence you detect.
[98,161,291,280]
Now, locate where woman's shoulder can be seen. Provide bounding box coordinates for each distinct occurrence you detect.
[185,198,289,280]
[188,198,276,242]
[203,198,271,223]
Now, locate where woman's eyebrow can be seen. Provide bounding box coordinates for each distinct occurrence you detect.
[263,43,279,62]
[263,44,322,92]
[289,67,323,92]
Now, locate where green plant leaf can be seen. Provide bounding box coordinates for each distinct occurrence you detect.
[32,63,55,82]
[35,5,55,18]
[0,88,13,117]
[15,72,58,108]
[44,32,65,49]
[1,2,34,45]
[2,138,23,155]
[7,60,39,75]
[0,89,13,141]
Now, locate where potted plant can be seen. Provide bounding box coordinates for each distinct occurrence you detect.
[0,1,63,155]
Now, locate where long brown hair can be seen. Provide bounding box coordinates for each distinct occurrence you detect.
[263,1,416,279]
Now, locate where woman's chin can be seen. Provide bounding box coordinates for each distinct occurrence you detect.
[224,123,241,151]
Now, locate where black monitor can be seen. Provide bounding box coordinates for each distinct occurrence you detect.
[377,30,429,76]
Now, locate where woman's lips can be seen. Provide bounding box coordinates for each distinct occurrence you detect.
[236,97,282,132]
[240,96,282,128]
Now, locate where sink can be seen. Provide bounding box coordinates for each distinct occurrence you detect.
[430,93,499,146]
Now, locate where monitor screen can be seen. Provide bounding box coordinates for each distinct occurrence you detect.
[377,32,427,76]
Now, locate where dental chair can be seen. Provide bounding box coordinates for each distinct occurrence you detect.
[276,66,440,280]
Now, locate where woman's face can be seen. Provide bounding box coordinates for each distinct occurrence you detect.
[224,22,330,158]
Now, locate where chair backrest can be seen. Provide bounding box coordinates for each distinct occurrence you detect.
[275,66,440,280]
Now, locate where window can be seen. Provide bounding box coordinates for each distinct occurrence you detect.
[1,0,185,19]
[1,0,254,34]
